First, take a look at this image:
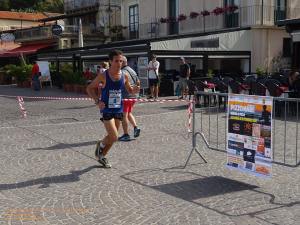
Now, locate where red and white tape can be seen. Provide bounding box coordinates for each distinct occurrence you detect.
[187,100,193,133]
[2,94,193,132]
[1,94,190,103]
[17,96,27,118]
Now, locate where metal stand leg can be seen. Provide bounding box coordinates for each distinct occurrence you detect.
[184,147,207,168]
[183,96,208,168]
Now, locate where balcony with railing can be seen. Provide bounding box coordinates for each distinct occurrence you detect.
[14,25,105,42]
[119,5,300,41]
[64,0,99,13]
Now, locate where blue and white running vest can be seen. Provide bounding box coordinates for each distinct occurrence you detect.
[100,70,125,114]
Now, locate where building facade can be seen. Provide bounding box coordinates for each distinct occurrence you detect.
[119,0,300,74]
[0,11,50,54]
[35,0,300,79]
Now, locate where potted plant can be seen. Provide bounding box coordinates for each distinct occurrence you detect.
[207,69,214,78]
[3,64,18,84]
[15,66,28,87]
[61,63,74,92]
[256,67,266,77]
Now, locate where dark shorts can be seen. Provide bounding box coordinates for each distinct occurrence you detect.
[149,78,159,86]
[100,113,123,122]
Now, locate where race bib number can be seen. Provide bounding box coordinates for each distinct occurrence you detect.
[108,90,122,108]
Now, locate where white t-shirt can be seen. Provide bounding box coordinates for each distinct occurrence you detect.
[148,60,160,79]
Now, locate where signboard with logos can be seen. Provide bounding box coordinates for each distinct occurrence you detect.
[227,94,273,177]
[137,57,149,89]
[52,24,64,36]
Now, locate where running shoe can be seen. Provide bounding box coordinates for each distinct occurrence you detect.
[98,157,111,168]
[134,127,141,138]
[118,134,131,141]
[95,140,103,160]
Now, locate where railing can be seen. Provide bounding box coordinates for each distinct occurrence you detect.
[64,0,121,12]
[187,92,300,168]
[14,25,105,42]
[121,5,300,40]
[64,0,99,12]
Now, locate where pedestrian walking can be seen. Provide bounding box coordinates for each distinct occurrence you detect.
[118,56,141,141]
[86,50,140,168]
[31,61,41,91]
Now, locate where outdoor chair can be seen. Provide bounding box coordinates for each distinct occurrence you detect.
[265,80,284,117]
[251,82,267,96]
[229,80,243,94]
[222,76,233,85]
[214,79,228,109]
[271,74,289,86]
[186,80,197,101]
[195,81,210,107]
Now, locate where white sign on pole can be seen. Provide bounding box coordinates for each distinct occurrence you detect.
[137,57,148,89]
[37,61,52,87]
[37,61,50,77]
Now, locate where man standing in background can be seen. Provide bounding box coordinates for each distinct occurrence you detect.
[31,61,40,91]
[147,55,160,100]
[179,57,190,99]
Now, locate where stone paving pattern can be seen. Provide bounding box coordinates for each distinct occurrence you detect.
[0,86,299,225]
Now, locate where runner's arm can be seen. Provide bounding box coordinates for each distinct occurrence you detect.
[86,74,105,104]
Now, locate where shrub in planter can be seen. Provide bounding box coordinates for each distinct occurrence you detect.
[3,64,18,84]
[61,63,74,91]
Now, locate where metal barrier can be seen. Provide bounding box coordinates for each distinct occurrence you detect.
[185,91,300,168]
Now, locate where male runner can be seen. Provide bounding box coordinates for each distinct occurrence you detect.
[86,50,140,168]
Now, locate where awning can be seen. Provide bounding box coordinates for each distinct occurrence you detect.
[150,30,252,52]
[0,43,54,58]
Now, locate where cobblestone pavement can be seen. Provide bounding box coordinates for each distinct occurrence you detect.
[0,86,299,225]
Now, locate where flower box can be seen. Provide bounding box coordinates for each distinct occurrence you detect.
[212,7,224,16]
[160,17,167,23]
[189,12,200,19]
[177,14,187,21]
[201,10,210,17]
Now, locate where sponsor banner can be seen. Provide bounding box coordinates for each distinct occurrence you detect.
[227,94,273,177]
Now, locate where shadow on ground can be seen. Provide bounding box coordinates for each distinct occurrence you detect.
[27,140,97,151]
[121,166,300,224]
[0,165,101,190]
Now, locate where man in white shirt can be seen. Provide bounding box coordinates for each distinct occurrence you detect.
[147,54,160,100]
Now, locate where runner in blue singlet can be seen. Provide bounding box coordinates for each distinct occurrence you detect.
[86,50,140,168]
